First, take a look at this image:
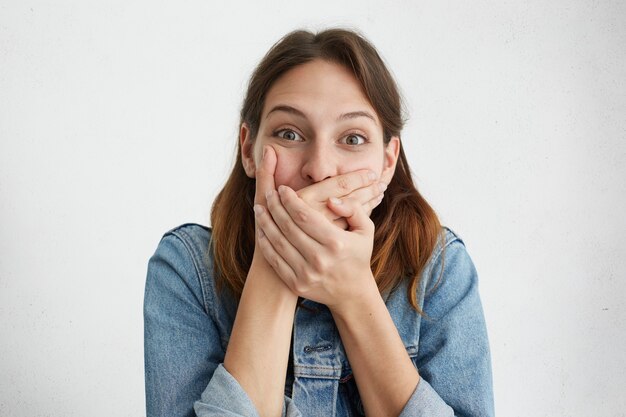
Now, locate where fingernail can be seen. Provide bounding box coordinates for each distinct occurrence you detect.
[253,204,264,216]
[330,197,342,205]
[368,171,377,181]
[278,185,286,196]
[265,190,273,200]
[378,182,387,192]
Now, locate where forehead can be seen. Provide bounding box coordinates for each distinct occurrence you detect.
[261,59,379,124]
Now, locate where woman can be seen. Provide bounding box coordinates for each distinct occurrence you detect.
[144,28,494,417]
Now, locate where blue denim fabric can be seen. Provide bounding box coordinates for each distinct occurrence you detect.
[144,223,494,417]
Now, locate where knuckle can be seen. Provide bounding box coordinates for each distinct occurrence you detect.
[328,238,344,253]
[296,208,308,223]
[268,255,280,271]
[280,219,295,235]
[361,171,370,186]
[311,254,327,272]
[370,182,381,197]
[255,214,267,228]
[287,281,299,294]
[336,176,350,191]
[274,235,289,252]
[293,280,308,295]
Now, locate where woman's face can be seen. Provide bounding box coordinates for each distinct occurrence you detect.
[241,59,400,194]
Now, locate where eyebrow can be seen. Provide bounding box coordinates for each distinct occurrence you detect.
[265,104,377,124]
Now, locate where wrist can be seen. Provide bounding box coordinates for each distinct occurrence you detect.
[328,274,381,320]
[248,250,298,302]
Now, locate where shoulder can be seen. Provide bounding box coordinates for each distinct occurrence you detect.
[147,223,238,349]
[158,222,214,279]
[421,225,482,317]
[430,225,467,262]
[384,225,475,355]
[148,223,215,314]
[424,225,471,278]
[442,225,464,244]
[162,222,212,252]
[159,222,214,272]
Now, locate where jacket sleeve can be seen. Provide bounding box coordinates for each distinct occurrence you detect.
[398,238,495,417]
[144,232,301,417]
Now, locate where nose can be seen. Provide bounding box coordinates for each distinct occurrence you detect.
[300,142,338,183]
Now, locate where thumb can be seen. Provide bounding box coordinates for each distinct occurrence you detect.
[255,145,277,206]
[327,197,374,234]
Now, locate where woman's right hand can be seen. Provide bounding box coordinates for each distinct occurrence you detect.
[255,146,386,230]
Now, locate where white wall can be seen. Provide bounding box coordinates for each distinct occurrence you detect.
[1,1,624,416]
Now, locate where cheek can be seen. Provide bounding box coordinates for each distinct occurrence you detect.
[251,142,302,188]
[271,150,305,190]
[272,164,295,188]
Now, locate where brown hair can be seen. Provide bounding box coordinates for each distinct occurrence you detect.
[210,27,445,312]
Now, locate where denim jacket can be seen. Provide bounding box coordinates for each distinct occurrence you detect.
[144,223,494,417]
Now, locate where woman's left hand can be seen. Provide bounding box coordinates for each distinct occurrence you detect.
[254,184,379,311]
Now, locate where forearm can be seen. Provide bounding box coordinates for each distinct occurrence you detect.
[331,282,420,417]
[223,254,298,417]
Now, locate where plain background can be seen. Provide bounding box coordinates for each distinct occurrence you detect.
[1,0,625,416]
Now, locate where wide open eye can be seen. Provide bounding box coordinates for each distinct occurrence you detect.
[274,128,304,142]
[341,133,367,146]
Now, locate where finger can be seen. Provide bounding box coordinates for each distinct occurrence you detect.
[309,204,346,224]
[255,214,298,291]
[345,181,387,208]
[277,185,342,245]
[315,182,385,223]
[329,185,384,218]
[254,203,305,281]
[254,145,277,206]
[327,196,375,234]
[363,191,385,213]
[265,188,323,259]
[333,217,349,230]
[297,169,378,202]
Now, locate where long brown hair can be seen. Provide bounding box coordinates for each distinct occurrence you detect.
[210,28,445,312]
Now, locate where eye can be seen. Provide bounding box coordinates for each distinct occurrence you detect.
[341,133,367,146]
[274,128,304,142]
